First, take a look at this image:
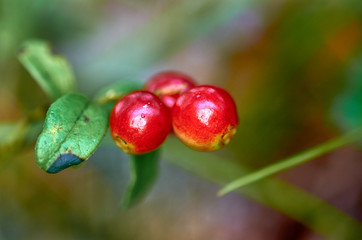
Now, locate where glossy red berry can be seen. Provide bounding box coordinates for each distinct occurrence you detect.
[110,90,171,154]
[145,71,196,109]
[172,85,238,152]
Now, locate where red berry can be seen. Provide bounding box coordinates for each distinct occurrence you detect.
[145,71,196,109]
[172,85,238,151]
[110,90,171,154]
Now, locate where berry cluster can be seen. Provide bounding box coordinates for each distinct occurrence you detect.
[109,71,239,154]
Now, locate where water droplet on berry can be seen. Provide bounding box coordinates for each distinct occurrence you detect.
[141,114,145,118]
[196,94,201,98]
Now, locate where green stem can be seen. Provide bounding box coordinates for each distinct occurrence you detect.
[218,127,362,196]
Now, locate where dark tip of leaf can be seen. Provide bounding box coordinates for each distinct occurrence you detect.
[47,153,83,173]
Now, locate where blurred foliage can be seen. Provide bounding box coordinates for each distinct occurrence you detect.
[225,0,362,167]
[18,40,76,100]
[77,0,259,92]
[0,0,98,60]
[0,120,43,162]
[1,0,362,239]
[163,138,362,240]
[0,120,27,159]
[333,56,362,133]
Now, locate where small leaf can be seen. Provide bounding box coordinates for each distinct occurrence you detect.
[18,40,76,100]
[35,93,108,173]
[122,150,160,208]
[94,81,142,104]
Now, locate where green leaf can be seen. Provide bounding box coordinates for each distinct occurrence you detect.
[35,93,108,173]
[18,40,76,100]
[163,138,362,240]
[122,150,160,208]
[94,81,142,104]
[218,127,362,196]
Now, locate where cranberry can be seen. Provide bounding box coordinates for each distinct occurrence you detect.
[172,85,238,151]
[110,91,171,154]
[145,71,196,109]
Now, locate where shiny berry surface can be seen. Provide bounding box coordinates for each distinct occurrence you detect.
[110,91,171,154]
[145,71,196,109]
[172,85,238,151]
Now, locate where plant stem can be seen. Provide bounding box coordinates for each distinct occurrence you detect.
[218,128,362,196]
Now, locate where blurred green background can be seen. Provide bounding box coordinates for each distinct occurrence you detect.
[1,0,362,239]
